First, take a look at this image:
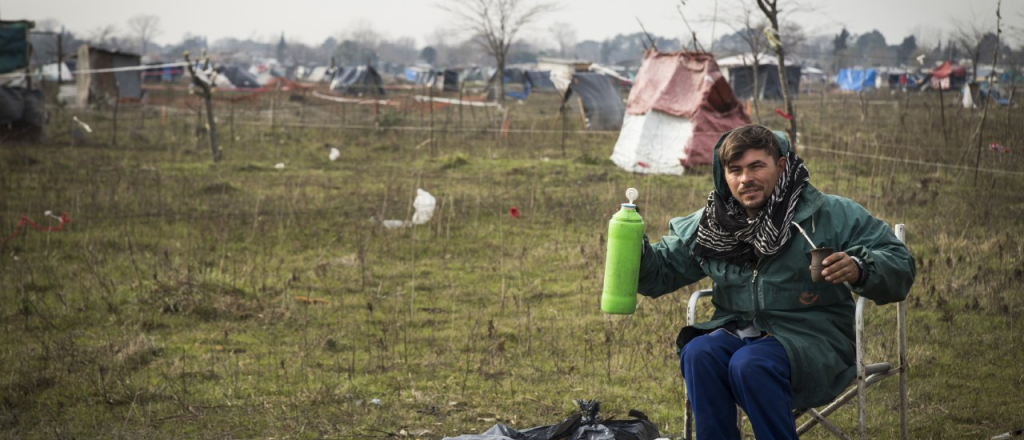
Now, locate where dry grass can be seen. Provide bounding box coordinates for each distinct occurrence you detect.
[1,84,1022,439]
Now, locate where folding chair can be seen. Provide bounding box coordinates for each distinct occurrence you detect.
[681,224,909,440]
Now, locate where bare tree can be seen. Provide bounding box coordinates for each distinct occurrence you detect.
[127,14,161,56]
[88,24,120,47]
[756,0,797,146]
[721,0,769,121]
[972,0,1002,184]
[439,0,558,103]
[952,11,996,79]
[549,21,577,57]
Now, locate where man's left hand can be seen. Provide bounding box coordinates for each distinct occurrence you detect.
[821,252,862,285]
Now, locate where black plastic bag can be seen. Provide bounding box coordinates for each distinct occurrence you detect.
[442,399,660,440]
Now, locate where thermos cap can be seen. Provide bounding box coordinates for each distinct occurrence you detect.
[621,203,637,209]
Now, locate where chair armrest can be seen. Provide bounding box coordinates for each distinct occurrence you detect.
[687,288,713,326]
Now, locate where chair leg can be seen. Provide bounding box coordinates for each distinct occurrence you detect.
[807,408,854,440]
[898,301,909,440]
[683,397,693,440]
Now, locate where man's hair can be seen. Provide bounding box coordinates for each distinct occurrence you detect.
[719,124,782,166]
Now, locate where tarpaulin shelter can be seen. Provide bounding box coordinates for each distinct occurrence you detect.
[438,69,460,92]
[330,65,385,96]
[142,63,183,83]
[306,66,330,83]
[727,65,802,99]
[36,63,73,82]
[928,61,967,91]
[74,45,143,106]
[561,72,625,131]
[488,68,531,100]
[886,70,919,90]
[610,50,750,174]
[0,20,33,76]
[837,68,878,92]
[718,53,801,100]
[404,65,433,85]
[525,70,557,92]
[538,57,592,93]
[215,65,260,89]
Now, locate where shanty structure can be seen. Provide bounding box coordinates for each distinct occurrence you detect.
[717,53,801,100]
[524,70,557,92]
[560,72,625,131]
[488,68,531,100]
[330,65,385,96]
[836,68,879,92]
[928,61,967,91]
[538,57,592,93]
[75,45,143,107]
[429,69,460,92]
[611,50,750,174]
[215,65,260,89]
[0,20,33,81]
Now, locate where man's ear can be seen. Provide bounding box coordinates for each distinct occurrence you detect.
[777,155,788,169]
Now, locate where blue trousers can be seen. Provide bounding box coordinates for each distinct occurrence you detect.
[681,329,798,440]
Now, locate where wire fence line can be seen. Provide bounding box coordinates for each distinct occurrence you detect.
[800,144,1024,177]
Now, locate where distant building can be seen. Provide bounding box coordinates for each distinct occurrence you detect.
[74,45,143,107]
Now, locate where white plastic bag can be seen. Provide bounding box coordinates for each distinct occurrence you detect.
[411,188,436,225]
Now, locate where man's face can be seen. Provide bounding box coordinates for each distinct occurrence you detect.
[724,148,786,218]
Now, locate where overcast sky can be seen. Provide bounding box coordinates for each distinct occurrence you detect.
[5,0,1022,49]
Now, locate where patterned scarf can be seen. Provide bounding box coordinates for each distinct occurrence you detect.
[691,150,810,266]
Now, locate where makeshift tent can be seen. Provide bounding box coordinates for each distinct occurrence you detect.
[611,50,750,174]
[928,61,967,91]
[36,63,73,82]
[0,20,33,77]
[524,70,557,92]
[215,65,260,89]
[330,65,385,96]
[435,69,460,92]
[404,65,433,85]
[75,45,143,106]
[837,68,878,92]
[488,68,531,100]
[538,57,592,93]
[561,72,625,131]
[306,66,330,83]
[801,66,828,84]
[457,67,489,92]
[717,53,801,99]
[886,71,919,90]
[728,65,801,99]
[141,63,183,83]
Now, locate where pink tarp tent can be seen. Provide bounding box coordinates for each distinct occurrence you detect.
[611,50,750,174]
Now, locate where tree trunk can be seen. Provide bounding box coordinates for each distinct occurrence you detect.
[496,55,506,104]
[774,47,797,146]
[757,0,797,146]
[751,62,761,123]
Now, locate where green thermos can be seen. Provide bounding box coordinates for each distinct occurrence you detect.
[601,188,643,315]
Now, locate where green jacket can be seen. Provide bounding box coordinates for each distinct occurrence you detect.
[637,133,916,409]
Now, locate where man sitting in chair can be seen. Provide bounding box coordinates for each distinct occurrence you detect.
[637,124,915,439]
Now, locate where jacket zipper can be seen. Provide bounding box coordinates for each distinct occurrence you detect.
[751,259,773,334]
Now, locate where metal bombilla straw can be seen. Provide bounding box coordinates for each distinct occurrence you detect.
[791,221,816,248]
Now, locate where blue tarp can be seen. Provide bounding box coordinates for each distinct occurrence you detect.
[837,68,878,92]
[0,21,32,74]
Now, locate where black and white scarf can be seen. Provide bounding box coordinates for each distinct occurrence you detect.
[691,150,810,266]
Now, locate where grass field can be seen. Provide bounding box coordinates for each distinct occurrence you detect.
[1,85,1023,439]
